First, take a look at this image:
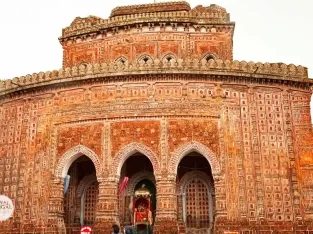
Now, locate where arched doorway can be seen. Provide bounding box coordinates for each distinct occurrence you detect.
[63,155,99,232]
[134,179,157,214]
[118,153,156,227]
[177,151,215,234]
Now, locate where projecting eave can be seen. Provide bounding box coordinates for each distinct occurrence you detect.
[0,59,311,99]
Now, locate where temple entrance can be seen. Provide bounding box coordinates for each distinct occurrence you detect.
[119,152,156,232]
[63,155,99,232]
[177,151,215,234]
[134,179,156,214]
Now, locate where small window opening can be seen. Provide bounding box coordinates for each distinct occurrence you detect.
[79,62,88,68]
[138,55,153,64]
[116,57,127,64]
[205,55,215,62]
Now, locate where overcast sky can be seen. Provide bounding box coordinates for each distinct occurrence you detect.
[0,0,312,111]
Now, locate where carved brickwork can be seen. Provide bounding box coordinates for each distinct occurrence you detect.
[0,59,309,95]
[223,104,243,220]
[169,141,221,176]
[55,144,102,179]
[291,91,313,219]
[111,142,160,177]
[60,1,234,67]
[1,1,313,233]
[57,123,104,157]
[111,121,160,159]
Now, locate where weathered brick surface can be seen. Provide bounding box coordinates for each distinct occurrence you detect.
[111,121,160,157]
[167,119,219,155]
[58,123,104,158]
[0,1,312,234]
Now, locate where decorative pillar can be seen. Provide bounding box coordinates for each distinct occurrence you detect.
[213,173,227,225]
[154,174,178,234]
[93,177,119,234]
[47,177,66,234]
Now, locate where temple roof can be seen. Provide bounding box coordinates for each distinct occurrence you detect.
[110,1,191,17]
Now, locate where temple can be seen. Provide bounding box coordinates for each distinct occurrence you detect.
[0,1,313,234]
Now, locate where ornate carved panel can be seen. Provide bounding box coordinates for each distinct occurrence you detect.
[111,121,160,157]
[168,119,219,155]
[57,124,104,157]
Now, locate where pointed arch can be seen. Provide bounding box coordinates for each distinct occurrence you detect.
[126,171,156,195]
[169,141,221,176]
[55,145,102,179]
[162,53,177,63]
[178,171,214,194]
[202,53,218,62]
[137,54,153,63]
[111,142,160,177]
[76,173,97,198]
[115,56,128,64]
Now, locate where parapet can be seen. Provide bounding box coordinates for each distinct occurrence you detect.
[110,1,191,17]
[0,58,309,97]
[61,2,232,39]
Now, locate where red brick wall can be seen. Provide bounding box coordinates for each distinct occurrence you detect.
[62,32,232,67]
[1,78,313,232]
[57,123,104,157]
[111,121,160,157]
[168,119,219,155]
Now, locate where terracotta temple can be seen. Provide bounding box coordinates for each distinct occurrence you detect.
[0,1,313,233]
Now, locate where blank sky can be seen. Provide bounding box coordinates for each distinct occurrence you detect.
[0,0,312,114]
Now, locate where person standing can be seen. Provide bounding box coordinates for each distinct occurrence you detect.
[112,224,123,234]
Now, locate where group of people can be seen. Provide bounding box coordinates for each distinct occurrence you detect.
[112,224,136,234]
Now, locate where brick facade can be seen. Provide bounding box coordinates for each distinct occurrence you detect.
[0,1,313,234]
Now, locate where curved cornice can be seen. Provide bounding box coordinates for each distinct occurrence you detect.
[0,58,311,98]
[110,1,191,17]
[60,8,233,40]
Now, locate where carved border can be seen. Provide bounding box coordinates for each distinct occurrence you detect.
[178,170,214,194]
[169,141,221,176]
[111,142,160,177]
[126,171,156,195]
[76,173,97,198]
[55,144,103,179]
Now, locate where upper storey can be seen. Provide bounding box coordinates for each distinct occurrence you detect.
[59,1,235,68]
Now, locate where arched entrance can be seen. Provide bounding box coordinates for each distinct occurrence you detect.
[118,152,157,228]
[51,145,102,233]
[63,156,99,231]
[176,151,215,234]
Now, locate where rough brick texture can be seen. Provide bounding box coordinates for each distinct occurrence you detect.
[0,1,312,234]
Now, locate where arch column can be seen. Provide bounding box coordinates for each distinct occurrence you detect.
[47,177,66,234]
[213,173,227,223]
[154,174,179,234]
[49,145,103,233]
[93,177,120,234]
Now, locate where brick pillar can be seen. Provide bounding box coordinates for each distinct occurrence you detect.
[47,177,66,234]
[213,173,228,231]
[154,174,178,234]
[93,177,119,234]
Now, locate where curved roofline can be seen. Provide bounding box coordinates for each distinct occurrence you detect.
[0,58,310,99]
